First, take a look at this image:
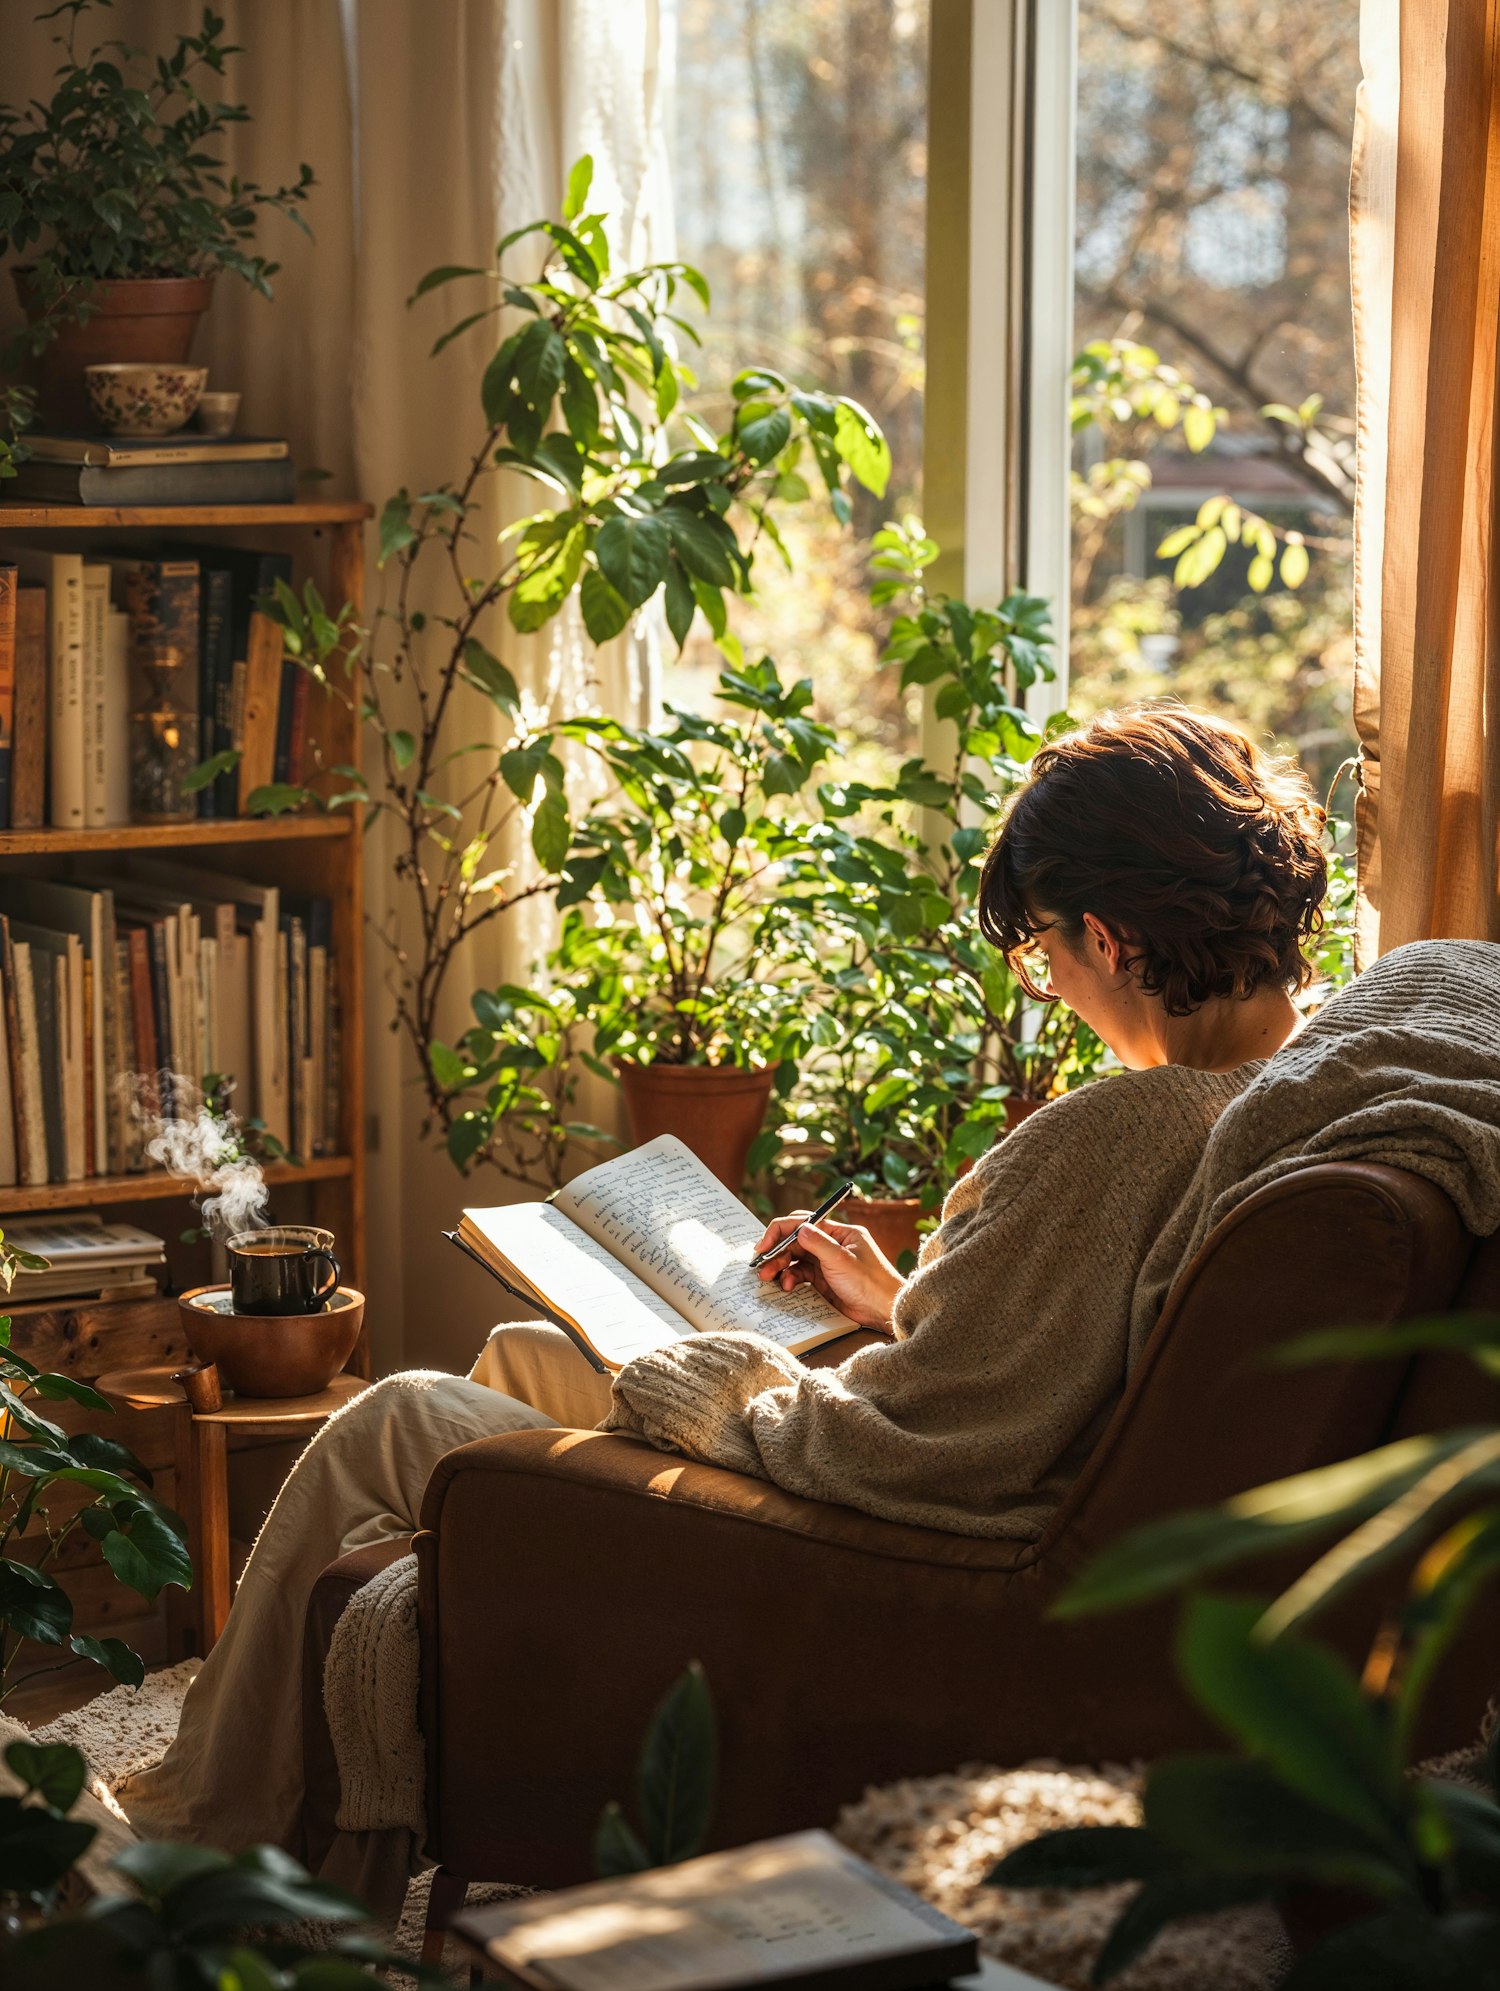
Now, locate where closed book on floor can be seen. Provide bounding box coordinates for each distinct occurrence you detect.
[5,456,297,506]
[12,584,47,831]
[455,1134,854,1374]
[453,1830,978,1991]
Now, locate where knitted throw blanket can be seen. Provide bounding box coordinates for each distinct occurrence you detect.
[605,939,1500,1536]
[324,1551,424,1836]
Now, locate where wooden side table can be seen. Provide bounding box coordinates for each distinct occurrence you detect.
[95,1366,368,1655]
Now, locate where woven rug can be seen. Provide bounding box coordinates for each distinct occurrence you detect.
[29,1671,1293,1989]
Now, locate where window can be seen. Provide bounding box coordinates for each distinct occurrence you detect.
[661,0,929,787]
[1067,0,1361,803]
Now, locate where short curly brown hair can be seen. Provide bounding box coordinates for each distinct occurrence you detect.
[978,706,1327,1016]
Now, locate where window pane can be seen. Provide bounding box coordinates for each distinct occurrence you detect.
[662,0,928,785]
[1070,1,1360,804]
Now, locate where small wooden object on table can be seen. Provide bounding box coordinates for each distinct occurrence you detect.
[95,1363,367,1654]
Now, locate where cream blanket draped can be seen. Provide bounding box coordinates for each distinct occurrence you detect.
[328,939,1500,1845]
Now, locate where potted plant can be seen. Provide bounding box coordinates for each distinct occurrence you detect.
[0,2,314,427]
[775,519,1107,1260]
[450,653,835,1190]
[248,156,889,1189]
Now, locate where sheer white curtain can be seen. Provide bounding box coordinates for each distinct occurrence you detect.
[0,0,670,1369]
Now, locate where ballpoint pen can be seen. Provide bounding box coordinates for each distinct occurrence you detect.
[748,1178,856,1270]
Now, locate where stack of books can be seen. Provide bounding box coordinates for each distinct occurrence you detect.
[0,862,339,1187]
[5,432,297,507]
[3,1215,166,1306]
[0,539,314,830]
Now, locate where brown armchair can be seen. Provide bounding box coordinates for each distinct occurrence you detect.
[303,1161,1500,1924]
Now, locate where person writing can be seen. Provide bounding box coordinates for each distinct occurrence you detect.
[122,705,1329,1897]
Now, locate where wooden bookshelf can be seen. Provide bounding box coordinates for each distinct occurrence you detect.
[0,499,372,1675]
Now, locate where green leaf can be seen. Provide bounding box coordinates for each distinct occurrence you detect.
[532,794,571,872]
[738,406,792,465]
[512,318,567,408]
[69,1632,145,1688]
[665,509,737,588]
[1147,1757,1402,1900]
[447,1113,489,1170]
[409,262,488,300]
[580,568,633,644]
[100,1508,192,1602]
[429,1042,470,1091]
[1183,402,1216,452]
[461,638,520,714]
[832,399,891,496]
[28,1374,110,1412]
[181,748,240,793]
[595,514,671,607]
[663,560,695,651]
[376,493,416,566]
[1092,1869,1276,1983]
[1174,1598,1403,1848]
[638,1661,718,1865]
[0,1559,70,1644]
[500,740,549,803]
[4,1740,86,1812]
[988,1825,1178,1891]
[389,730,416,770]
[563,155,594,222]
[594,1799,651,1877]
[245,782,314,817]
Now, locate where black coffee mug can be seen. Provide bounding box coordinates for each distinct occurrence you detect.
[228,1225,341,1316]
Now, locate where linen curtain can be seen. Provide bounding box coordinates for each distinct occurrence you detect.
[0,0,668,1370]
[1352,0,1500,959]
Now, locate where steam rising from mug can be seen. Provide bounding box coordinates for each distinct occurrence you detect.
[126,1073,269,1239]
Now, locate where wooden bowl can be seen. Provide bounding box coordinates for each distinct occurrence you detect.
[179,1285,364,1399]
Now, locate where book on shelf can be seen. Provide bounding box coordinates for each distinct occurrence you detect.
[12,583,47,831]
[453,1135,854,1375]
[0,537,319,828]
[10,550,85,831]
[0,565,14,830]
[3,1215,165,1305]
[22,433,290,469]
[3,455,298,507]
[451,1829,980,1991]
[0,859,336,1183]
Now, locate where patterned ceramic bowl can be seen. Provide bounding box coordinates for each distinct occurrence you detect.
[85,362,208,437]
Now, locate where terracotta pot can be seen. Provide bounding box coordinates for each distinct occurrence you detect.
[848,1194,926,1266]
[13,270,216,429]
[1004,1095,1047,1131]
[616,1061,776,1191]
[179,1284,364,1400]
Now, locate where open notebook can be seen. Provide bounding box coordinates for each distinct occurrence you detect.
[452,1135,853,1373]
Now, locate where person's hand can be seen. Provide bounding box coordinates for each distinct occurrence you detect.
[750,1212,904,1329]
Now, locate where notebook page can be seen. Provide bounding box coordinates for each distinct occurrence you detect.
[555,1136,849,1351]
[458,1202,691,1368]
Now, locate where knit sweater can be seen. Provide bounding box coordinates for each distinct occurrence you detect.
[604,940,1500,1539]
[603,1062,1250,1539]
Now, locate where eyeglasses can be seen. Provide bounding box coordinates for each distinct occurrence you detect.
[1011,947,1059,1000]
